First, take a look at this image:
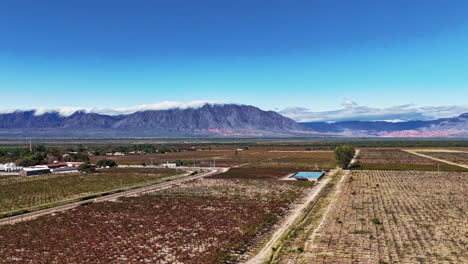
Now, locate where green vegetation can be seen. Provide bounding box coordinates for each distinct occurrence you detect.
[334,145,356,168]
[78,162,95,173]
[96,159,118,168]
[0,168,179,216]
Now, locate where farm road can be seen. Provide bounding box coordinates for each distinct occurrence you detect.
[243,175,332,264]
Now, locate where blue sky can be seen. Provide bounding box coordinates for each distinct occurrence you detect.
[1,0,468,121]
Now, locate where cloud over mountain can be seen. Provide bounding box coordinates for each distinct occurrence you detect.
[0,101,222,117]
[279,101,468,122]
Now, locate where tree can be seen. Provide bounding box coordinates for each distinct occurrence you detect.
[78,163,95,173]
[96,159,118,168]
[334,145,356,168]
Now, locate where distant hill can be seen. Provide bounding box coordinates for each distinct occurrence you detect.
[0,104,466,139]
[300,113,468,137]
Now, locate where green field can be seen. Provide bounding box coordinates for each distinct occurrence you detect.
[0,168,180,217]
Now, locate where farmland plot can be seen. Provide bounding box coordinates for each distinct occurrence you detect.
[303,170,467,264]
[0,173,313,263]
[418,152,468,166]
[356,149,467,171]
[0,168,178,215]
[244,151,336,170]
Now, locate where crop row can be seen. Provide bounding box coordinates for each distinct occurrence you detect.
[417,152,468,166]
[355,149,468,171]
[0,168,178,214]
[304,170,467,263]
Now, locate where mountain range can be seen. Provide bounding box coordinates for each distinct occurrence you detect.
[0,104,466,139]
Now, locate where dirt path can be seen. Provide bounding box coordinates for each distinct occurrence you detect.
[243,177,331,264]
[402,149,468,169]
[302,170,349,254]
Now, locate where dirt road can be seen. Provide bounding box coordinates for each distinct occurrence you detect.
[244,177,331,264]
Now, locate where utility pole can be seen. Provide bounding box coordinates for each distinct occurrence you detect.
[29,139,32,152]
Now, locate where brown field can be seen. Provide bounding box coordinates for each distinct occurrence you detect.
[91,148,336,169]
[355,149,468,171]
[0,171,313,263]
[303,170,467,263]
[210,167,293,180]
[418,152,468,166]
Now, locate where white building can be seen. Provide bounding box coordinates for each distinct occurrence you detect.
[0,162,22,172]
[161,162,177,168]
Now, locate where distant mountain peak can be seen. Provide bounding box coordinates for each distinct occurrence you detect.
[0,104,300,138]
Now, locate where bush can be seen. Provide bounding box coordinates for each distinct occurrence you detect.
[78,163,96,173]
[96,159,118,168]
[371,218,382,225]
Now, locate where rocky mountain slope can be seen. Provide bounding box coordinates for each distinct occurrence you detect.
[0,104,300,138]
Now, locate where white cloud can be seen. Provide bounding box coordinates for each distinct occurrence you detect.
[0,100,223,117]
[341,99,357,107]
[279,102,468,122]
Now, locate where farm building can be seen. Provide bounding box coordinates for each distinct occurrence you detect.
[0,162,22,172]
[21,167,51,176]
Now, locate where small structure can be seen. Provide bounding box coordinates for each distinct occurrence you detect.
[161,162,177,168]
[21,167,51,176]
[50,167,78,173]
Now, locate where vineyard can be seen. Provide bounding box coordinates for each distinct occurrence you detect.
[90,148,336,169]
[210,167,294,180]
[355,149,468,171]
[0,168,178,215]
[244,152,336,170]
[302,170,467,263]
[0,174,313,263]
[417,151,468,166]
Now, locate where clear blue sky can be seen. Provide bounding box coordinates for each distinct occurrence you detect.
[1,0,468,112]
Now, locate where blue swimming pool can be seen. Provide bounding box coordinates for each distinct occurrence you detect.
[291,172,324,180]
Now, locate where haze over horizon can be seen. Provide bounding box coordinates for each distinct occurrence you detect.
[1,0,468,119]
